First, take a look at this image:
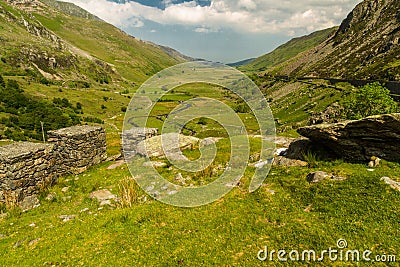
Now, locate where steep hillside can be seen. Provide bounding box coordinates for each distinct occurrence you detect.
[242,27,337,72]
[1,0,185,84]
[0,0,186,144]
[240,0,400,134]
[270,0,400,80]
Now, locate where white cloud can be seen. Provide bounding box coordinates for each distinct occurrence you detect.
[61,0,362,35]
[194,26,219,33]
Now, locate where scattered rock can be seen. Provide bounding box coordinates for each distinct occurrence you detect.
[307,171,330,183]
[45,192,56,201]
[29,238,40,246]
[253,159,273,168]
[368,156,381,167]
[62,196,72,201]
[306,171,346,183]
[142,161,167,168]
[304,204,313,212]
[367,169,375,172]
[174,173,186,185]
[106,153,122,162]
[381,177,400,191]
[275,148,288,156]
[19,195,40,212]
[79,208,89,213]
[269,136,297,148]
[29,223,36,227]
[0,213,8,219]
[107,160,126,170]
[100,200,112,206]
[297,113,400,162]
[90,189,117,204]
[0,234,6,239]
[200,137,222,147]
[309,102,343,124]
[266,189,275,195]
[59,214,76,222]
[61,186,70,193]
[13,238,27,248]
[273,156,308,167]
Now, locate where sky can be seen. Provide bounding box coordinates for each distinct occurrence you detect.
[62,0,362,63]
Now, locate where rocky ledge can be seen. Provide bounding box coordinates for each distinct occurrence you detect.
[297,113,400,162]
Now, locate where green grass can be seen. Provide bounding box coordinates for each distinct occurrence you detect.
[0,158,399,266]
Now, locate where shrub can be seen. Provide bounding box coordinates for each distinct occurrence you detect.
[340,82,398,119]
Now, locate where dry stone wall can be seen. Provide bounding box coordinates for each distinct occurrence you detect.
[0,142,57,207]
[48,125,107,174]
[0,125,106,207]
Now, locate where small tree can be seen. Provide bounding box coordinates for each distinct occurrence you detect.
[341,82,398,119]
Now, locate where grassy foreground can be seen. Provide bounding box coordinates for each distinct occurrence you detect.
[0,156,399,266]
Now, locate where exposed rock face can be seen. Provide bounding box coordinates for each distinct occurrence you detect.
[297,113,400,162]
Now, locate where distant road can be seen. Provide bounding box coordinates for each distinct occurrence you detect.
[273,76,400,101]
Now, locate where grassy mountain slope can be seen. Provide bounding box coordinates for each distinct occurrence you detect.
[1,0,185,84]
[241,27,337,72]
[0,0,186,147]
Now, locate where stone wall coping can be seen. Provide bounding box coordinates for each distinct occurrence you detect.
[48,125,103,137]
[0,142,54,161]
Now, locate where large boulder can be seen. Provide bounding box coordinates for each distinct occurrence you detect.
[297,113,400,162]
[136,133,199,158]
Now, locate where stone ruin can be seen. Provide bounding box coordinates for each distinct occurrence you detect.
[0,125,106,208]
[122,127,158,159]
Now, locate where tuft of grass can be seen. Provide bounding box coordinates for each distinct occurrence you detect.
[118,176,140,208]
[302,150,320,168]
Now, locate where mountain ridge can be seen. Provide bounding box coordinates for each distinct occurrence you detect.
[251,0,400,80]
[1,0,189,84]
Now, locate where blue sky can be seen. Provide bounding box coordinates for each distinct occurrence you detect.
[63,0,362,63]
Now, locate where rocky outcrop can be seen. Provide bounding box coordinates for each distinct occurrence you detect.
[297,113,400,162]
